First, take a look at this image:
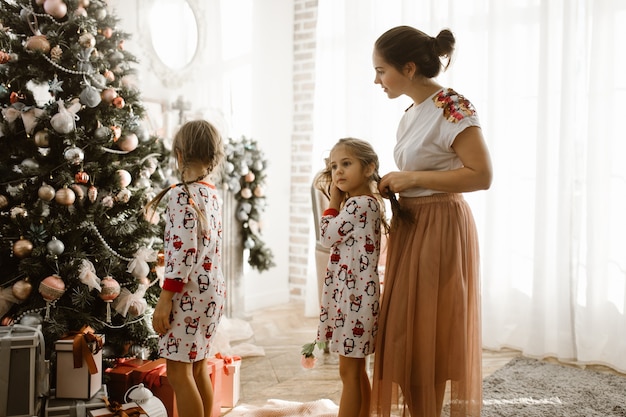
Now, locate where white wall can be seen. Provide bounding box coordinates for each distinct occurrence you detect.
[110,0,293,314]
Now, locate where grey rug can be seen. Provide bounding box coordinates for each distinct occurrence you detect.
[478,356,626,416]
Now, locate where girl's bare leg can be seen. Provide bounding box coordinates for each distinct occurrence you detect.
[359,364,371,417]
[193,359,215,417]
[167,359,203,417]
[338,356,368,417]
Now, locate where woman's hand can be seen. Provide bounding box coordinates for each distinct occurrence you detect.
[152,291,174,335]
[378,171,416,195]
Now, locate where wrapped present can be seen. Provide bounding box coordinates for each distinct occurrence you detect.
[0,324,47,417]
[214,353,241,408]
[104,358,152,403]
[206,356,224,413]
[129,359,176,417]
[55,326,105,399]
[131,358,222,417]
[44,385,108,417]
[88,399,146,417]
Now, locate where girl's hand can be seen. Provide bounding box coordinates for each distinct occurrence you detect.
[328,184,345,209]
[152,293,174,335]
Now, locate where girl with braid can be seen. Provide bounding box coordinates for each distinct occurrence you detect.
[146,119,225,417]
[313,137,390,417]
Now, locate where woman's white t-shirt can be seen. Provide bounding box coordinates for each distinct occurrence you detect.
[394,88,481,197]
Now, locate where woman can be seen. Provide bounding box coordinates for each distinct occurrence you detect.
[371,25,492,417]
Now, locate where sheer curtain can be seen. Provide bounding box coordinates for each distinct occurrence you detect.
[311,0,626,372]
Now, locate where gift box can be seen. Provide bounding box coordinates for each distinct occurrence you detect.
[130,359,175,417]
[214,354,241,408]
[54,327,105,399]
[44,385,108,417]
[0,324,47,417]
[131,358,222,417]
[104,358,152,403]
[88,401,146,417]
[206,357,224,413]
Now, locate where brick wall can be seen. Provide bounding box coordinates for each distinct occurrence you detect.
[290,0,318,299]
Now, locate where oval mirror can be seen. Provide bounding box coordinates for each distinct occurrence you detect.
[149,0,198,70]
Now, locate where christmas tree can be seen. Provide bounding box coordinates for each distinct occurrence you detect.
[0,0,169,361]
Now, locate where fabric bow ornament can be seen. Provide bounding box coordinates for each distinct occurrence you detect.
[127,247,158,279]
[113,283,148,317]
[78,259,102,291]
[1,103,46,134]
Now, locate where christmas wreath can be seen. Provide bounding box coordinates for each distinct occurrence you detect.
[222,137,275,272]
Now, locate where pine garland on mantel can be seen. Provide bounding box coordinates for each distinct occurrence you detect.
[222,136,275,272]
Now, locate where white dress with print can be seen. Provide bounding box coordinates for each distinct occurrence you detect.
[158,182,225,363]
[316,195,381,358]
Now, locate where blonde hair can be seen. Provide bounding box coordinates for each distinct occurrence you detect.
[144,120,224,229]
[314,138,391,234]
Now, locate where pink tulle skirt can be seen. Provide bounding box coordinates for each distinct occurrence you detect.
[371,193,482,417]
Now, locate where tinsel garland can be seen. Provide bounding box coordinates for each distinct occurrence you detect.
[222,137,275,272]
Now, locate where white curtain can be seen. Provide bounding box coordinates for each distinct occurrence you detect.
[310,0,626,372]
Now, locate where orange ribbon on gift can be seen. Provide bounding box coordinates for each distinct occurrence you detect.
[101,397,145,417]
[214,352,241,376]
[143,363,167,388]
[63,325,104,374]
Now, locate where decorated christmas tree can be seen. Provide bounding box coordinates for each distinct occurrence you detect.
[0,0,169,361]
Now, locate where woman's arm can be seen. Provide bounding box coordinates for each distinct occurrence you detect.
[379,126,492,194]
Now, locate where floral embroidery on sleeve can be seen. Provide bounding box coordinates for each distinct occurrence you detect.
[433,88,476,123]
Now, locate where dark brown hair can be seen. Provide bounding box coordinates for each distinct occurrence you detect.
[375,25,455,78]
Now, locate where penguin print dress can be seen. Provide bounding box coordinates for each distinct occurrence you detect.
[316,195,381,358]
[158,181,225,363]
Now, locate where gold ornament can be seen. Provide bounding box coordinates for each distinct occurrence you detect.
[34,130,50,147]
[25,35,51,54]
[13,239,34,258]
[38,183,56,201]
[12,278,33,301]
[55,186,76,206]
[0,194,8,209]
[78,33,96,49]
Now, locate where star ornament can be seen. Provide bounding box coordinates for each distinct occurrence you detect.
[48,75,64,95]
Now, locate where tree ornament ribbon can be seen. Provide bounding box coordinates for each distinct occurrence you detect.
[63,325,103,374]
[1,104,46,134]
[78,259,102,291]
[101,397,146,417]
[126,247,157,279]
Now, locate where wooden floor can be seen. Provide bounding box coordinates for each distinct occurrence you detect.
[220,301,521,414]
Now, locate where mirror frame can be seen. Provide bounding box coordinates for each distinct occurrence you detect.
[137,0,206,89]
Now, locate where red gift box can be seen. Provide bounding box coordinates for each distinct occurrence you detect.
[131,358,222,417]
[104,358,152,403]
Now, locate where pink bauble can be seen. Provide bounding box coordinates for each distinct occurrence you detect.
[244,172,255,183]
[118,133,138,152]
[99,276,120,301]
[1,316,14,326]
[101,88,118,104]
[116,169,132,188]
[43,0,67,19]
[55,187,76,206]
[39,274,66,301]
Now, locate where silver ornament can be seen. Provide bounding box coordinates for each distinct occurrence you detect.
[46,237,65,256]
[64,146,84,165]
